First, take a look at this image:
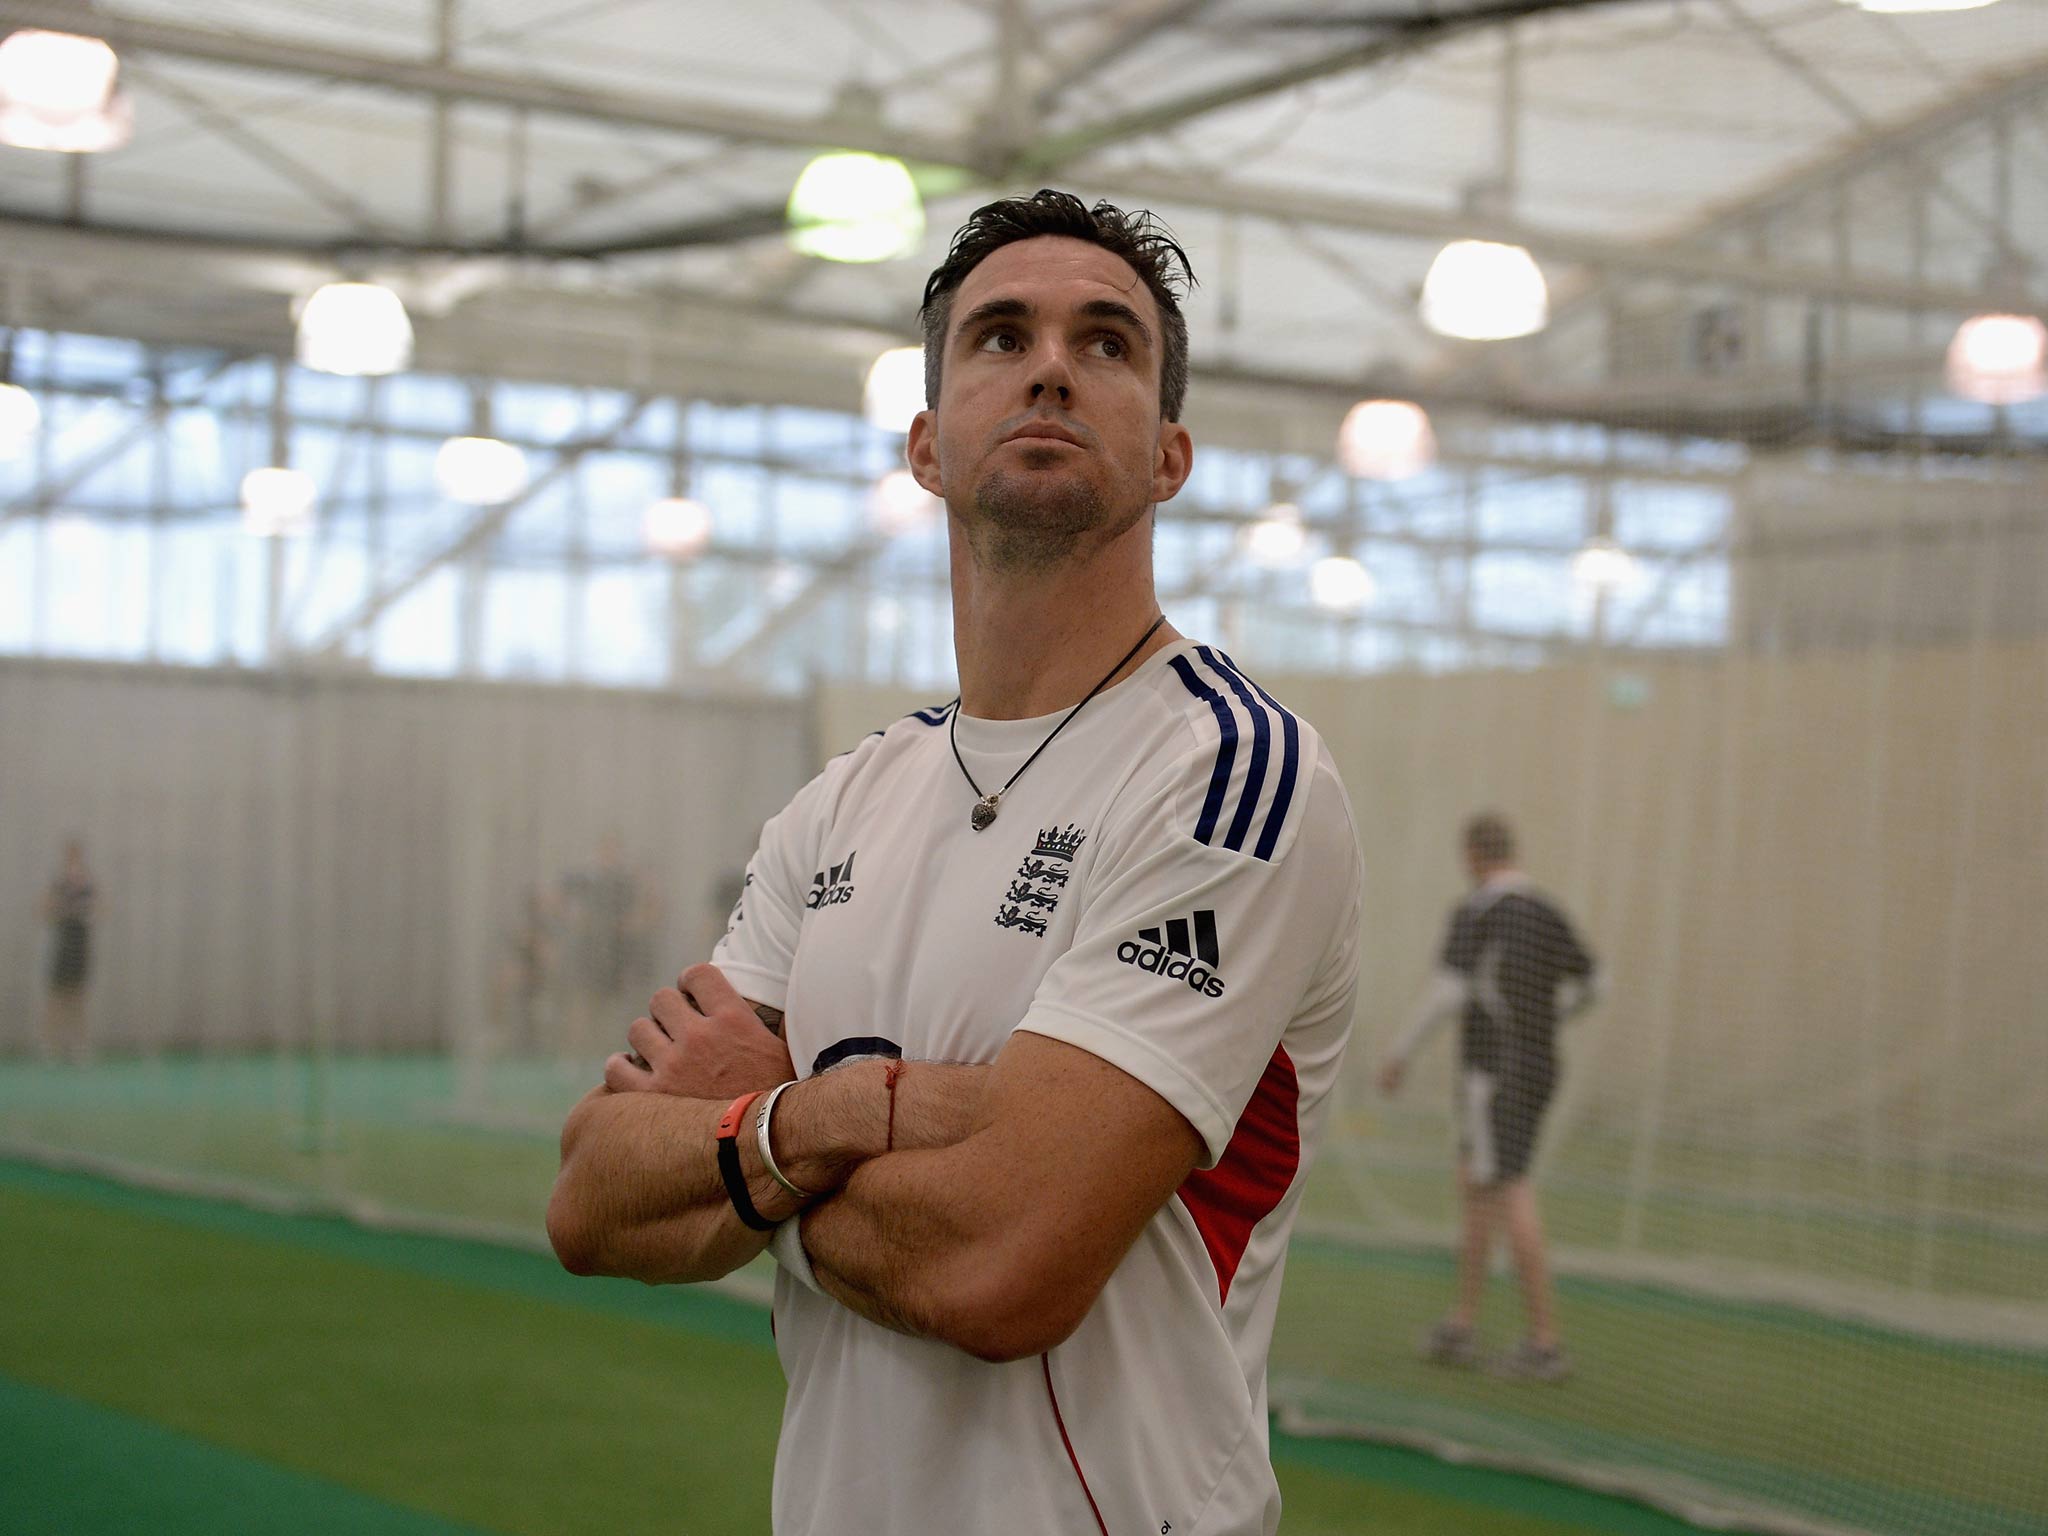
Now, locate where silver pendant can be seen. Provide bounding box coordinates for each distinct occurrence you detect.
[971,794,1001,831]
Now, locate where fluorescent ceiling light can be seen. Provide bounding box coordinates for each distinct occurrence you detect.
[1421,239,1549,341]
[0,30,132,153]
[1945,312,2046,404]
[869,469,942,536]
[863,346,927,434]
[644,497,712,560]
[787,152,925,264]
[1244,503,1308,568]
[1840,0,1998,12]
[435,436,528,505]
[1573,536,1639,592]
[1310,556,1375,613]
[240,467,317,538]
[0,381,39,457]
[1337,399,1436,481]
[296,282,415,377]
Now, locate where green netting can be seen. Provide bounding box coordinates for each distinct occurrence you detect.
[5,623,2047,1536]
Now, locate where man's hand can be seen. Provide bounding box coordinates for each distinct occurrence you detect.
[604,962,794,1099]
[1377,1057,1406,1097]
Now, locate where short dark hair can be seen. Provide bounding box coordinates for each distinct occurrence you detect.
[918,189,1196,422]
[1463,812,1516,866]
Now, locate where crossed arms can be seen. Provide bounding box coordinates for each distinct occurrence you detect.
[545,963,1202,1363]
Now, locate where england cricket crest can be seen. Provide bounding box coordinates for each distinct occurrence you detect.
[993,824,1086,938]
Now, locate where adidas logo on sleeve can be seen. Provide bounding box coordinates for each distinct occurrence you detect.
[1117,909,1226,997]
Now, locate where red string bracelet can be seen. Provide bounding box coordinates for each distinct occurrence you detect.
[883,1059,904,1152]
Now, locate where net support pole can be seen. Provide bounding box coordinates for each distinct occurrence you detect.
[1547,460,1625,1178]
[1911,467,1998,1288]
[1851,492,1907,1222]
[447,692,496,1113]
[1618,657,1710,1252]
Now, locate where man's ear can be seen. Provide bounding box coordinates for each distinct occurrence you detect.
[906,409,943,498]
[1151,420,1193,505]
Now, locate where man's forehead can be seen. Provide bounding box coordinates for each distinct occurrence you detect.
[951,236,1155,326]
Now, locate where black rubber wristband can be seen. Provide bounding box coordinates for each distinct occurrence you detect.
[715,1095,776,1233]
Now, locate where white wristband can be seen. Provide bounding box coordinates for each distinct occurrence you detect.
[769,1214,824,1295]
[755,1078,816,1200]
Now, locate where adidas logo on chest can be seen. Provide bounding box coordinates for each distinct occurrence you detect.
[805,851,857,910]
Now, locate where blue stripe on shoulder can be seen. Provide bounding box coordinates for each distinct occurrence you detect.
[1207,652,1300,861]
[907,699,958,728]
[1195,645,1270,854]
[1167,655,1236,846]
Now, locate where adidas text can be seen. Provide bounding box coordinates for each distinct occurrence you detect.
[805,852,857,910]
[1117,940,1226,997]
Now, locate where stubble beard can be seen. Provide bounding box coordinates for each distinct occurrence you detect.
[969,463,1149,573]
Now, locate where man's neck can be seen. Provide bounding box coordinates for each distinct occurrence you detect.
[949,523,1176,720]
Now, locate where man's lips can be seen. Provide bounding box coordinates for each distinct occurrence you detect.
[1004,422,1085,448]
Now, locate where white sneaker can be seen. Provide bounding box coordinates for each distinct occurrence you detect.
[1489,1339,1572,1382]
[1419,1321,1477,1367]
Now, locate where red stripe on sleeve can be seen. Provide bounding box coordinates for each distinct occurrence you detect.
[1176,1045,1301,1305]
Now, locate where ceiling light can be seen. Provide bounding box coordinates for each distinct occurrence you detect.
[435,436,528,505]
[787,152,925,264]
[1310,556,1374,613]
[1244,503,1308,568]
[1573,536,1638,592]
[0,30,132,153]
[1337,399,1436,480]
[1420,239,1549,340]
[1840,0,1998,11]
[863,345,927,434]
[644,497,712,560]
[295,282,414,376]
[1945,313,2046,404]
[870,469,942,536]
[0,381,39,457]
[240,467,317,538]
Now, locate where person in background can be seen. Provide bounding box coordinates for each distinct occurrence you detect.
[1379,811,1601,1382]
[39,837,97,1062]
[560,833,659,1059]
[492,882,562,1058]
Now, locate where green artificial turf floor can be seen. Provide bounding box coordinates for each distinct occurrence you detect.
[0,1159,1716,1536]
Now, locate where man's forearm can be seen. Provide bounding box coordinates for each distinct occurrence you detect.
[800,1145,999,1341]
[763,1058,989,1188]
[1389,967,1469,1064]
[547,1089,771,1283]
[548,1059,990,1287]
[782,1035,1208,1366]
[766,1060,1006,1344]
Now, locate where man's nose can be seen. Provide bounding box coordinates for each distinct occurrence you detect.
[1026,342,1075,404]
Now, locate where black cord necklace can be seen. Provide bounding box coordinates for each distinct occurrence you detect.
[948,613,1168,832]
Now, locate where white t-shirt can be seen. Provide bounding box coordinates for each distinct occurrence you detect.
[713,638,1363,1536]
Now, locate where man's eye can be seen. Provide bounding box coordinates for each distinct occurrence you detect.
[979,330,1020,352]
[1094,334,1127,359]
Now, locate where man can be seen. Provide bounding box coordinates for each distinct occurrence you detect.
[39,835,97,1062]
[1378,811,1599,1382]
[546,190,1363,1535]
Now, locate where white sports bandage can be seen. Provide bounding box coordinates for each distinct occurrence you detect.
[1557,967,1606,1020]
[769,1214,824,1295]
